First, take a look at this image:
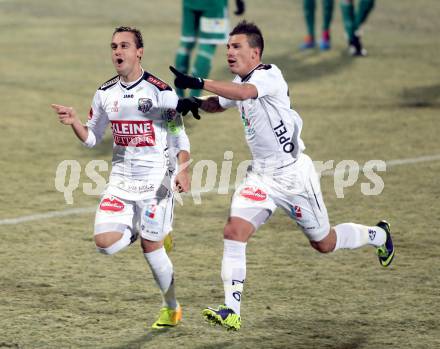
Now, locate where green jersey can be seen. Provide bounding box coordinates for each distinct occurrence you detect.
[184,0,227,11]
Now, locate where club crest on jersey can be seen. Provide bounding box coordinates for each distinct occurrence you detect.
[99,197,125,212]
[240,186,267,201]
[138,98,153,113]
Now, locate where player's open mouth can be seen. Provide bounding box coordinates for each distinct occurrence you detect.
[228,59,236,66]
[116,58,124,65]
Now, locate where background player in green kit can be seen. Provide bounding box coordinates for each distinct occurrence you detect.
[340,0,375,56]
[174,0,245,98]
[299,0,334,51]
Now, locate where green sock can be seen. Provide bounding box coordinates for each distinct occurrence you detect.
[303,0,316,40]
[322,0,334,33]
[175,41,195,97]
[355,0,375,29]
[340,0,355,42]
[190,44,216,97]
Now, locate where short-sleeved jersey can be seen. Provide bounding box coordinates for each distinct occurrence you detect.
[219,64,305,171]
[86,70,189,200]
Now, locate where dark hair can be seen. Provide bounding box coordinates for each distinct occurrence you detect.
[113,26,144,48]
[230,20,264,57]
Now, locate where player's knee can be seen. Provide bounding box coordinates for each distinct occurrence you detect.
[310,229,336,253]
[223,217,255,242]
[223,223,239,241]
[94,232,124,255]
[310,240,333,253]
[224,221,249,241]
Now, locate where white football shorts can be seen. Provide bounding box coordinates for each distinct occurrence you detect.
[230,153,330,242]
[94,192,173,242]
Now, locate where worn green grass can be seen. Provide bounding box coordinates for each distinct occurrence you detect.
[1,0,439,348]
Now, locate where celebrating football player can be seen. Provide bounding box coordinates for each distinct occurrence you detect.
[52,26,199,329]
[170,20,395,331]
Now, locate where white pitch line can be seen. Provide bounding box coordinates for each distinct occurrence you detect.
[384,154,440,166]
[0,207,96,225]
[1,153,440,226]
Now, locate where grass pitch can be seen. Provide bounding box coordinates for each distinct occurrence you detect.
[1,0,439,348]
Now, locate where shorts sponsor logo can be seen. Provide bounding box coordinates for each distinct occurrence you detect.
[145,229,159,235]
[111,120,155,146]
[240,186,267,201]
[294,205,302,218]
[145,204,157,219]
[138,98,153,113]
[127,183,155,193]
[99,197,124,212]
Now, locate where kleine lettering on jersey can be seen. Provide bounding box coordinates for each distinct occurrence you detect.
[111,120,155,146]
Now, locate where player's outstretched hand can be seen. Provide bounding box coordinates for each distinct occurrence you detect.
[169,66,204,90]
[51,104,78,125]
[234,0,245,15]
[176,97,202,120]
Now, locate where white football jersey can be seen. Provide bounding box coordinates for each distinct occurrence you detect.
[85,70,190,200]
[219,64,305,171]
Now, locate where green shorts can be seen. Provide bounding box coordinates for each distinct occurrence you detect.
[180,5,229,45]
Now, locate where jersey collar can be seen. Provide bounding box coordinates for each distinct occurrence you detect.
[240,63,265,82]
[119,69,145,90]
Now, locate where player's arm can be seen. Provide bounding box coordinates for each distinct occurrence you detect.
[234,0,245,15]
[170,66,257,101]
[175,149,191,193]
[165,110,191,193]
[51,104,89,142]
[160,89,201,120]
[172,125,191,193]
[199,96,225,113]
[203,80,257,101]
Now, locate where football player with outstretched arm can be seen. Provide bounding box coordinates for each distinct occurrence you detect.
[52,26,200,329]
[170,20,395,331]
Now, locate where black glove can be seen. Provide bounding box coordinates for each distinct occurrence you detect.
[169,66,204,90]
[176,97,202,120]
[234,0,245,15]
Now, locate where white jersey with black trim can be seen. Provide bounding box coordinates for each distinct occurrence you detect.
[218,64,305,171]
[86,70,189,200]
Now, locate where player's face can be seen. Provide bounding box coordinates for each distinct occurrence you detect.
[111,32,143,81]
[226,34,260,77]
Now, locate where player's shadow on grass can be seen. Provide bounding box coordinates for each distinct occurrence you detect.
[105,329,171,349]
[268,50,355,84]
[399,84,440,108]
